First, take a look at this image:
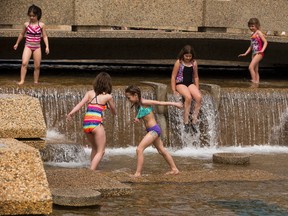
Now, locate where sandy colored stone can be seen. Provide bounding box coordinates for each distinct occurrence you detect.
[213,153,250,165]
[46,168,132,199]
[104,169,287,184]
[0,138,52,215]
[52,188,101,207]
[0,94,46,139]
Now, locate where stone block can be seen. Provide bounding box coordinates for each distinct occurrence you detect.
[0,94,46,139]
[0,138,52,215]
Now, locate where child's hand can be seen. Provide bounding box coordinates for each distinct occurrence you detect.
[134,118,140,123]
[45,47,50,55]
[238,53,246,57]
[173,90,179,95]
[13,44,18,50]
[175,102,183,109]
[66,114,72,121]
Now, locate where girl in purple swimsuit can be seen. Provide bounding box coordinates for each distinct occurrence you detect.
[171,45,202,129]
[13,4,49,85]
[238,18,268,85]
[67,72,117,170]
[125,85,182,177]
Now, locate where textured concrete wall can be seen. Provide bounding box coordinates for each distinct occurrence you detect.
[204,0,288,32]
[74,0,203,30]
[1,0,287,32]
[0,0,74,26]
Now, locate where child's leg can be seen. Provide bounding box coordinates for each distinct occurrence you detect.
[188,84,202,124]
[134,132,157,177]
[32,48,42,84]
[153,137,179,175]
[18,46,32,85]
[249,54,263,83]
[176,85,192,124]
[86,125,106,170]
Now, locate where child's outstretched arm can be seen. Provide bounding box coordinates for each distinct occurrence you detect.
[66,92,89,120]
[238,46,251,57]
[13,24,26,50]
[142,98,183,109]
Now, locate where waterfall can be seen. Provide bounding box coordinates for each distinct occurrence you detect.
[0,84,155,148]
[167,92,219,148]
[1,85,287,149]
[219,88,288,146]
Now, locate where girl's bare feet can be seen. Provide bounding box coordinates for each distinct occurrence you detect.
[17,81,24,85]
[130,172,141,178]
[165,169,179,175]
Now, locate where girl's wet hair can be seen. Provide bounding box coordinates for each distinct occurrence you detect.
[178,44,196,60]
[93,72,112,95]
[125,85,142,107]
[248,18,260,28]
[28,4,42,20]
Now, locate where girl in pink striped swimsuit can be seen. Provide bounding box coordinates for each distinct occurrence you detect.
[238,18,268,85]
[13,4,49,85]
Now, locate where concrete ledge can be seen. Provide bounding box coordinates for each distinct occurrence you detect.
[46,168,132,202]
[0,94,46,140]
[0,138,52,215]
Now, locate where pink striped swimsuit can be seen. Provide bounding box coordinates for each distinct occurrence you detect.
[25,22,42,51]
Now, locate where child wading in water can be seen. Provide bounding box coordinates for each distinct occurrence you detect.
[67,72,116,170]
[171,45,202,130]
[125,85,182,177]
[13,4,49,85]
[238,18,268,84]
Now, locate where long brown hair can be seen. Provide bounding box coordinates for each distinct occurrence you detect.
[93,72,112,95]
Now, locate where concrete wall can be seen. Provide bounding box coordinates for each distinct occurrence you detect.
[0,0,287,32]
[203,0,288,32]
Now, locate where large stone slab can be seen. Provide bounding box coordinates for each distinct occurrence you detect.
[0,138,52,215]
[46,168,132,206]
[0,94,46,144]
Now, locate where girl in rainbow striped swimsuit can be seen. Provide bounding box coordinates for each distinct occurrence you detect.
[13,4,49,85]
[67,72,117,170]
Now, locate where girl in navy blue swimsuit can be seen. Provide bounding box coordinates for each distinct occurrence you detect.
[171,45,202,128]
[125,85,182,177]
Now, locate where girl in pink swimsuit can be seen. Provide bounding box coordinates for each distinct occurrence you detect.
[13,4,50,85]
[238,18,268,85]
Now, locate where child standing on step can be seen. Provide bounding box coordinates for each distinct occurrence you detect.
[13,4,49,85]
[67,72,117,170]
[125,85,182,177]
[238,18,268,84]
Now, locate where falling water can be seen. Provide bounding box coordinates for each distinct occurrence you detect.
[1,85,287,150]
[167,92,219,148]
[219,88,288,146]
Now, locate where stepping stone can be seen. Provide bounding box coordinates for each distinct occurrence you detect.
[213,152,250,165]
[52,188,101,207]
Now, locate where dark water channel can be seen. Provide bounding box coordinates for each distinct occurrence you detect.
[1,65,288,215]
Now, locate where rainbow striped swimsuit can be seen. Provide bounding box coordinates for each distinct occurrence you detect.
[25,22,42,51]
[83,96,107,133]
